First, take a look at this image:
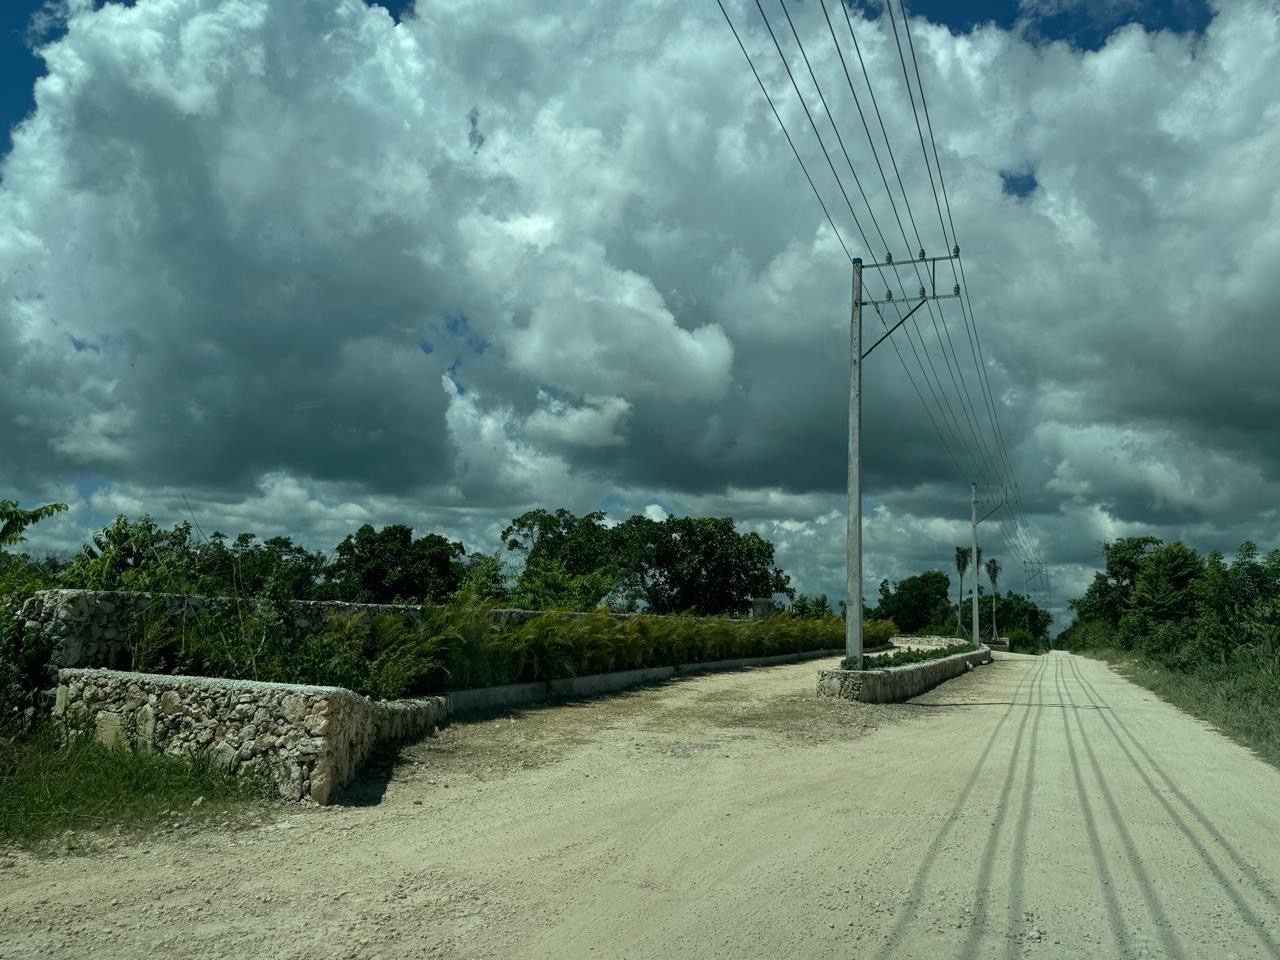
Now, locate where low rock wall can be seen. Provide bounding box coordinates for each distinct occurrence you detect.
[816,645,992,703]
[53,668,449,804]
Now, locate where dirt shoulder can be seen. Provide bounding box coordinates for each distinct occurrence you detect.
[3,653,1279,960]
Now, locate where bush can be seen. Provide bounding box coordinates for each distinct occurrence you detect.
[1006,628,1049,655]
[841,641,974,670]
[108,598,844,699]
[1,553,60,734]
[863,619,900,645]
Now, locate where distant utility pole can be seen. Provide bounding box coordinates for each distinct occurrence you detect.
[847,249,961,666]
[970,482,1006,650]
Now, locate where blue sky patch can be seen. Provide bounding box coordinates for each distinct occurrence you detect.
[444,311,491,355]
[1000,168,1038,198]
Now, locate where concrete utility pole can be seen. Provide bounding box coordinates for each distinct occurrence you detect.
[971,482,979,649]
[847,259,863,666]
[846,249,962,667]
[969,483,1006,650]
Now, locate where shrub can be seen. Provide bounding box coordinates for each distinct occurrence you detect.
[863,619,900,645]
[841,641,973,671]
[1006,628,1049,655]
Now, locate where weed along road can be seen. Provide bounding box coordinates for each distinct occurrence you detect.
[3,652,1279,959]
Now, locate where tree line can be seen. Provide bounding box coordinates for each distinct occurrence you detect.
[1060,536,1280,665]
[0,504,798,618]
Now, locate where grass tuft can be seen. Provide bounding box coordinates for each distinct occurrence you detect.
[0,728,275,849]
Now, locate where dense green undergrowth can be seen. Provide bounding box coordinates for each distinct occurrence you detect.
[120,598,845,700]
[1083,647,1280,769]
[0,729,274,848]
[841,641,974,671]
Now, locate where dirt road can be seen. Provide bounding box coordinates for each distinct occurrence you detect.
[2,652,1279,959]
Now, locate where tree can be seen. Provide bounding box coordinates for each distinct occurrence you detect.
[324,524,464,604]
[508,558,614,612]
[625,516,792,616]
[874,571,951,634]
[985,558,1001,641]
[789,593,833,619]
[501,508,613,578]
[994,590,1053,642]
[954,547,971,637]
[457,552,509,602]
[1,499,68,548]
[1070,536,1162,627]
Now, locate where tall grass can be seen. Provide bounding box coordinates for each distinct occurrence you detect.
[1084,647,1280,769]
[0,729,274,847]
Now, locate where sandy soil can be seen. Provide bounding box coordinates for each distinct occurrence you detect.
[2,652,1278,959]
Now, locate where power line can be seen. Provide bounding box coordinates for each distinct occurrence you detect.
[886,0,1044,565]
[752,0,988,480]
[714,0,853,262]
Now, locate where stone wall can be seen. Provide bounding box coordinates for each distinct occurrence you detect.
[816,645,993,703]
[53,668,449,804]
[18,589,647,677]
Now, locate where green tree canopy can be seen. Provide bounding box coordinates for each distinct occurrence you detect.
[873,571,951,634]
[323,524,464,604]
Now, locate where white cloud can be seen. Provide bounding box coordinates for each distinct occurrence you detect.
[3,0,1279,634]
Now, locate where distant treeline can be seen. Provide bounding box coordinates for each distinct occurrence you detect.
[1059,536,1280,767]
[0,507,799,618]
[1060,536,1279,666]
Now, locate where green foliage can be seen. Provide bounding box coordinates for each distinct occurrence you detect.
[1005,627,1049,655]
[1084,647,1280,770]
[112,597,841,697]
[1,501,66,732]
[1063,537,1280,675]
[457,552,510,603]
[873,571,951,634]
[842,641,973,670]
[862,619,900,645]
[789,593,833,619]
[0,728,272,847]
[505,509,794,616]
[1069,536,1162,627]
[324,523,464,604]
[508,558,615,613]
[0,499,68,548]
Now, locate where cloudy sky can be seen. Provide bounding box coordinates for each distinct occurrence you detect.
[2,0,1276,631]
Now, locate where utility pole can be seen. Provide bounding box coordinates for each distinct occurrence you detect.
[969,483,1006,650]
[847,259,863,666]
[846,248,962,668]
[971,483,979,649]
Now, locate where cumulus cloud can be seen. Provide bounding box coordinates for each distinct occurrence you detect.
[2,0,1279,630]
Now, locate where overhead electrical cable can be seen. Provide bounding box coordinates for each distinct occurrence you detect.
[772,0,988,479]
[715,0,974,481]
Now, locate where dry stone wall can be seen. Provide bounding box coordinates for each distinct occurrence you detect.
[816,645,993,703]
[53,667,449,804]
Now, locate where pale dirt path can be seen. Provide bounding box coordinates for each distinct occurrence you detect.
[2,652,1279,960]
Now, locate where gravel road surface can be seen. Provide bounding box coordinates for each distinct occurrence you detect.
[2,651,1278,959]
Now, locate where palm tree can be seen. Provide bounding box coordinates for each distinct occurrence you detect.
[985,558,1001,643]
[954,546,970,637]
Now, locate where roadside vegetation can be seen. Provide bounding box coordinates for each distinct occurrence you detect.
[841,641,974,671]
[1060,536,1280,768]
[869,564,1052,647]
[0,728,274,849]
[1,503,846,723]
